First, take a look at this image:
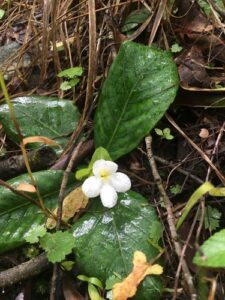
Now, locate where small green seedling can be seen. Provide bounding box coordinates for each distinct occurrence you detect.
[170,184,182,195]
[58,67,83,91]
[77,275,103,300]
[0,9,5,19]
[171,43,182,53]
[155,128,174,140]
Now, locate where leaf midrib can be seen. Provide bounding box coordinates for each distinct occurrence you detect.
[106,57,139,150]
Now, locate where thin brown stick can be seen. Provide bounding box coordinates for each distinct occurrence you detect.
[173,206,200,299]
[83,0,96,118]
[50,137,85,300]
[148,0,167,46]
[145,135,197,300]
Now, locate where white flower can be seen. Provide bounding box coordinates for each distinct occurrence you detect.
[82,159,131,208]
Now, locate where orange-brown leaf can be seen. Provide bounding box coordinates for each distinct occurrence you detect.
[46,186,89,229]
[23,136,60,147]
[16,182,36,193]
[112,251,163,300]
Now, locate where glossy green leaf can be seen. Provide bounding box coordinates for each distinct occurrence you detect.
[193,229,225,267]
[0,170,78,253]
[0,96,80,144]
[121,8,150,33]
[72,191,163,299]
[39,231,75,263]
[94,41,179,160]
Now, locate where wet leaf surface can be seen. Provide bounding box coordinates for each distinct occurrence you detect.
[72,191,163,299]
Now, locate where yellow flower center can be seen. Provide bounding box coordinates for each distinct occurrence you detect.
[100,169,110,182]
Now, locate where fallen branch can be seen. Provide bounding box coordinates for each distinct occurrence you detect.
[0,146,57,180]
[0,253,50,287]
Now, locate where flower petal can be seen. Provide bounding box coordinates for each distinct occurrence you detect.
[93,159,118,176]
[82,176,102,198]
[100,184,118,208]
[109,172,131,192]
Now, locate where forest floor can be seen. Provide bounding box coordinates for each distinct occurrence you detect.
[0,1,225,299]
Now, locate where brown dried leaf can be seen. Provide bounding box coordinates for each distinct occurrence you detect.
[23,136,60,147]
[46,186,89,229]
[112,251,163,300]
[16,182,36,193]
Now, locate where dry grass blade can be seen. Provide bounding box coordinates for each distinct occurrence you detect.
[83,0,97,118]
[148,0,167,46]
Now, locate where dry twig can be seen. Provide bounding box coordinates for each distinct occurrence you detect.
[145,135,197,300]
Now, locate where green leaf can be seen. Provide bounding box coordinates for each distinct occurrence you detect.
[170,184,182,195]
[176,182,214,230]
[171,43,182,53]
[88,283,103,300]
[77,275,103,288]
[163,128,171,135]
[72,191,163,300]
[154,128,163,136]
[40,231,75,263]
[193,229,225,267]
[105,274,122,290]
[0,9,5,20]
[0,170,78,253]
[25,224,47,244]
[69,78,80,87]
[58,67,83,78]
[204,206,221,231]
[75,147,112,180]
[94,41,179,160]
[149,220,163,246]
[0,96,80,144]
[60,81,72,91]
[61,260,75,271]
[121,8,150,33]
[197,0,224,16]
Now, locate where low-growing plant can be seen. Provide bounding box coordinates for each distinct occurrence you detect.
[57,66,83,91]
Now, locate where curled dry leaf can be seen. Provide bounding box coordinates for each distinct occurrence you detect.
[112,251,163,300]
[16,182,36,193]
[23,136,61,147]
[46,186,89,229]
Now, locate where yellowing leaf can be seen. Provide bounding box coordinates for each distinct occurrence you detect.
[112,251,163,300]
[16,182,36,193]
[177,182,225,230]
[209,187,225,197]
[46,186,89,229]
[23,136,60,147]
